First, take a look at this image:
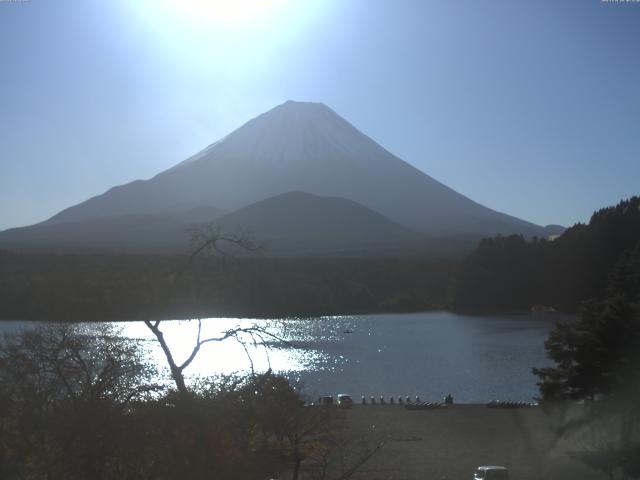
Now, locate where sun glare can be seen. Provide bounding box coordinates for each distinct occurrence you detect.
[152,0,288,30]
[125,0,324,73]
[178,0,285,26]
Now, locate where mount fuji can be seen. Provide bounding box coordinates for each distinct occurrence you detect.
[0,101,562,255]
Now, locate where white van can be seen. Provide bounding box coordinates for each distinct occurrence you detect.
[473,466,510,480]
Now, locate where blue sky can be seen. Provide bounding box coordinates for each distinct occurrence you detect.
[1,0,639,231]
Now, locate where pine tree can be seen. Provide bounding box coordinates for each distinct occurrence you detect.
[533,242,640,401]
[534,242,640,479]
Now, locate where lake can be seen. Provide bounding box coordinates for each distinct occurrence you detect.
[0,312,566,403]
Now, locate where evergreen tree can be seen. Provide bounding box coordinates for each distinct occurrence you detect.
[534,242,640,400]
[534,242,640,479]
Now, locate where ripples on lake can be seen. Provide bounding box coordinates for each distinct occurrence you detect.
[1,312,565,402]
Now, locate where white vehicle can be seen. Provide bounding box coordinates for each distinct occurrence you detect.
[473,466,510,480]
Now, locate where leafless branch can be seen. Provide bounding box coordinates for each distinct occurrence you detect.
[187,223,265,265]
[144,317,293,397]
[238,337,255,377]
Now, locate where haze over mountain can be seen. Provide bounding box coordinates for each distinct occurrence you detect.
[0,206,225,254]
[0,101,562,255]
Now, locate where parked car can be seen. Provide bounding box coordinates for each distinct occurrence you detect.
[473,466,510,480]
[337,394,353,408]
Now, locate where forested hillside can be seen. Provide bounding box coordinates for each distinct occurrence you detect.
[453,197,640,313]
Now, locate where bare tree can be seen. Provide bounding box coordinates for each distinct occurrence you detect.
[138,225,386,480]
[144,224,269,399]
[143,318,277,399]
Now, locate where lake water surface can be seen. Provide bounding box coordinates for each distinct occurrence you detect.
[0,312,566,403]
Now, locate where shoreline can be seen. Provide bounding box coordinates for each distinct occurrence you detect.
[0,308,569,323]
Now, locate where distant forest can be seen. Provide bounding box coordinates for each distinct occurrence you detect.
[0,197,638,321]
[453,196,640,313]
[0,254,454,321]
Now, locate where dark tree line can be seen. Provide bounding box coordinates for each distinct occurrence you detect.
[0,254,454,321]
[453,196,640,313]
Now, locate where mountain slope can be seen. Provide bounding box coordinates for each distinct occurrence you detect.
[0,215,190,253]
[43,100,547,237]
[0,193,426,256]
[213,191,424,256]
[0,206,225,254]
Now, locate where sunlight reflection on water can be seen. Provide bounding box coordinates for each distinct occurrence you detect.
[113,318,334,383]
[1,312,563,402]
